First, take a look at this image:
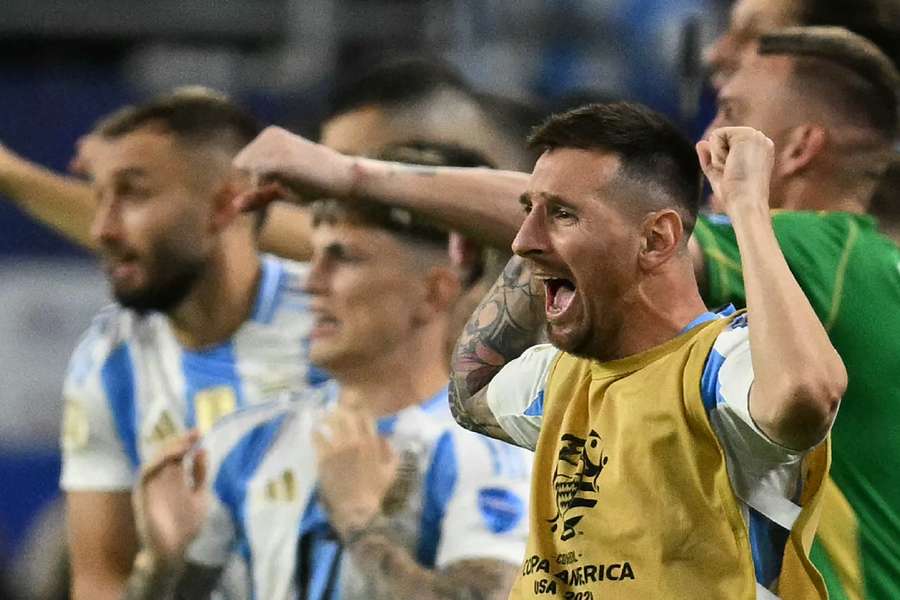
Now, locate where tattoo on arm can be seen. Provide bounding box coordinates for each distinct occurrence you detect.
[121,554,220,600]
[348,533,516,600]
[449,256,544,440]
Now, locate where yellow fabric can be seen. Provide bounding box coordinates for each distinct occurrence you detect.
[816,479,864,600]
[509,316,829,600]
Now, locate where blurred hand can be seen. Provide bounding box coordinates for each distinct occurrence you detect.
[696,126,774,213]
[68,133,104,177]
[233,126,357,212]
[313,405,398,539]
[133,431,209,567]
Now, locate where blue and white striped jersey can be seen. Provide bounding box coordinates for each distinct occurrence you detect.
[60,255,328,491]
[189,382,532,600]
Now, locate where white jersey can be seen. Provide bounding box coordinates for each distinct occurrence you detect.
[190,383,532,600]
[60,255,328,491]
[486,309,820,591]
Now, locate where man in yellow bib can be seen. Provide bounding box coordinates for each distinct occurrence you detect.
[448,108,846,599]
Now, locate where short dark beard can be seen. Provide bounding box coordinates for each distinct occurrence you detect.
[113,246,207,316]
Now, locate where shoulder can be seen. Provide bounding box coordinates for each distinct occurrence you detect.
[64,304,149,390]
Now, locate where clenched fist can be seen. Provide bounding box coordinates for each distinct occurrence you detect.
[232,126,357,212]
[696,127,775,213]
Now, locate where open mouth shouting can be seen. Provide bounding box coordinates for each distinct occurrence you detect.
[540,276,577,321]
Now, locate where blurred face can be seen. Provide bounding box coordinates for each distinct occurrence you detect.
[705,53,797,206]
[89,128,215,313]
[320,106,408,155]
[305,221,434,373]
[513,149,642,360]
[706,0,803,88]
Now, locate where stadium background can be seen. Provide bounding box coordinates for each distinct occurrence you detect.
[0,0,727,590]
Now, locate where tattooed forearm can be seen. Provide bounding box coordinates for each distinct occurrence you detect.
[347,533,516,600]
[121,553,219,600]
[449,255,544,439]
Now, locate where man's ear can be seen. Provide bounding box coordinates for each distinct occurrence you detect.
[209,179,244,233]
[775,124,827,178]
[414,265,462,324]
[638,209,683,270]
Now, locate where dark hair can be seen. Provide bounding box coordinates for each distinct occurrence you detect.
[801,0,899,67]
[327,57,471,120]
[528,102,702,234]
[312,140,494,249]
[92,87,268,229]
[760,27,899,137]
[93,86,262,152]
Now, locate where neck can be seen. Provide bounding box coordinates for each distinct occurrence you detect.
[777,176,869,214]
[336,328,449,418]
[169,232,261,349]
[601,261,708,361]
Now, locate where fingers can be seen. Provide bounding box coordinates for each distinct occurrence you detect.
[313,405,380,455]
[234,182,287,213]
[140,430,200,485]
[191,448,208,489]
[695,140,713,174]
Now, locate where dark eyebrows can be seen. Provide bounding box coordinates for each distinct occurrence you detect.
[519,191,576,209]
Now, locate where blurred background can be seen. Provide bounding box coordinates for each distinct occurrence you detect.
[0,0,729,594]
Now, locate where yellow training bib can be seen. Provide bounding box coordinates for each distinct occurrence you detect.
[510,315,829,600]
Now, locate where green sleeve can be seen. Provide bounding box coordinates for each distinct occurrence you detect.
[694,212,856,322]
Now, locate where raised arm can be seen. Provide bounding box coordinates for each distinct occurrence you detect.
[0,141,313,260]
[233,126,529,249]
[449,256,545,442]
[0,142,98,248]
[697,127,846,450]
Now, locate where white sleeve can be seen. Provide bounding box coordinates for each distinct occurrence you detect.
[433,429,531,568]
[60,326,137,492]
[485,344,560,451]
[703,321,805,504]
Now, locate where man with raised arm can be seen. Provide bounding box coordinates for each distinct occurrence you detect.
[236,101,845,598]
[234,26,898,599]
[122,142,533,600]
[58,89,326,600]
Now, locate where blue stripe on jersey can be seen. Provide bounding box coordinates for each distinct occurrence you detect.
[524,390,544,417]
[748,507,789,587]
[182,342,245,428]
[417,431,457,567]
[251,256,286,324]
[297,492,343,600]
[214,414,288,600]
[699,321,788,591]
[680,311,719,334]
[699,349,727,413]
[101,344,140,469]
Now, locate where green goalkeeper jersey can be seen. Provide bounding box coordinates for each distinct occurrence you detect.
[694,211,900,600]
